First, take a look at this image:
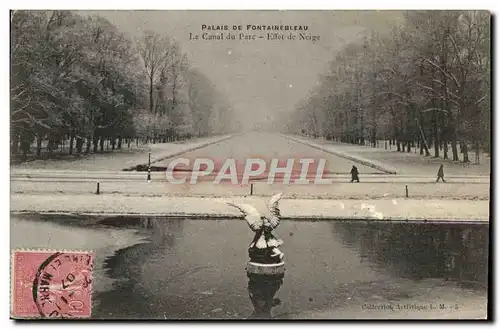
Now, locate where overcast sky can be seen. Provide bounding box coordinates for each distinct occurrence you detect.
[95,10,404,129]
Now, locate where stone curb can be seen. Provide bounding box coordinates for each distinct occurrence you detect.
[282,134,398,174]
[10,211,489,223]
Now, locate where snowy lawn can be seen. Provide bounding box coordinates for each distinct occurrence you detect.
[291,135,491,176]
[11,134,237,171]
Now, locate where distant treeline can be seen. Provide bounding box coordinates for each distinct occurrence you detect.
[11,10,235,160]
[285,11,490,162]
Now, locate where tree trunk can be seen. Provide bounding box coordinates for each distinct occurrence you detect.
[93,132,98,153]
[20,132,30,161]
[21,142,28,161]
[461,141,470,163]
[76,138,84,153]
[128,139,131,149]
[447,112,458,161]
[100,138,104,153]
[433,111,440,158]
[415,115,431,157]
[69,133,75,155]
[149,75,154,113]
[440,30,450,160]
[475,141,480,164]
[11,132,20,154]
[451,138,459,161]
[111,138,116,150]
[47,138,54,156]
[86,137,92,153]
[117,136,122,149]
[36,135,42,157]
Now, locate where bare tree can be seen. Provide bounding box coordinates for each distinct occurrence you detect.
[137,31,175,114]
[286,10,490,165]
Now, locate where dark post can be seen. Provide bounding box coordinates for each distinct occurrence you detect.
[96,181,100,195]
[405,185,409,198]
[250,183,254,196]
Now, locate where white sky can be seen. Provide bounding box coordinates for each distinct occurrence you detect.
[95,10,404,128]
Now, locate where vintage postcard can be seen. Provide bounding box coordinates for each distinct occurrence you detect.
[10,10,490,320]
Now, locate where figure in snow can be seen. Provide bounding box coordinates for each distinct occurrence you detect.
[436,164,445,182]
[350,165,360,183]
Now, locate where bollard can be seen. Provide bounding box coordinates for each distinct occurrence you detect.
[96,181,100,195]
[405,185,409,198]
[250,183,254,196]
[147,152,152,182]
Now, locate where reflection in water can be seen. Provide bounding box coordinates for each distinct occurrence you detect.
[93,218,185,319]
[330,222,489,289]
[247,273,284,319]
[88,218,488,319]
[102,218,184,278]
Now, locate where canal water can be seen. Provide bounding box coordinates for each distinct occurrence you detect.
[10,215,489,319]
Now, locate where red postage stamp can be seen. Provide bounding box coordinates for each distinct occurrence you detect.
[11,250,94,319]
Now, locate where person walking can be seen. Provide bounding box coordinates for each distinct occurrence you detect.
[350,165,360,183]
[436,164,445,182]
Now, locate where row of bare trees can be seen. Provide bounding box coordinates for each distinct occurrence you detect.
[284,11,490,163]
[11,10,234,161]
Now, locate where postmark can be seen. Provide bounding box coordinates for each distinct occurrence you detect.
[11,249,94,319]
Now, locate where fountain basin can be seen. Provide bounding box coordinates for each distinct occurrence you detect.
[246,261,285,275]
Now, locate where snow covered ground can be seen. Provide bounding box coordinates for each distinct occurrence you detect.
[10,178,490,200]
[10,133,491,218]
[10,194,489,222]
[290,135,491,176]
[11,134,238,171]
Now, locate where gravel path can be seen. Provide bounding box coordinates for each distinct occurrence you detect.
[154,132,385,174]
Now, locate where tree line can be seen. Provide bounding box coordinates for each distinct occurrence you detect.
[11,10,234,160]
[284,11,490,163]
